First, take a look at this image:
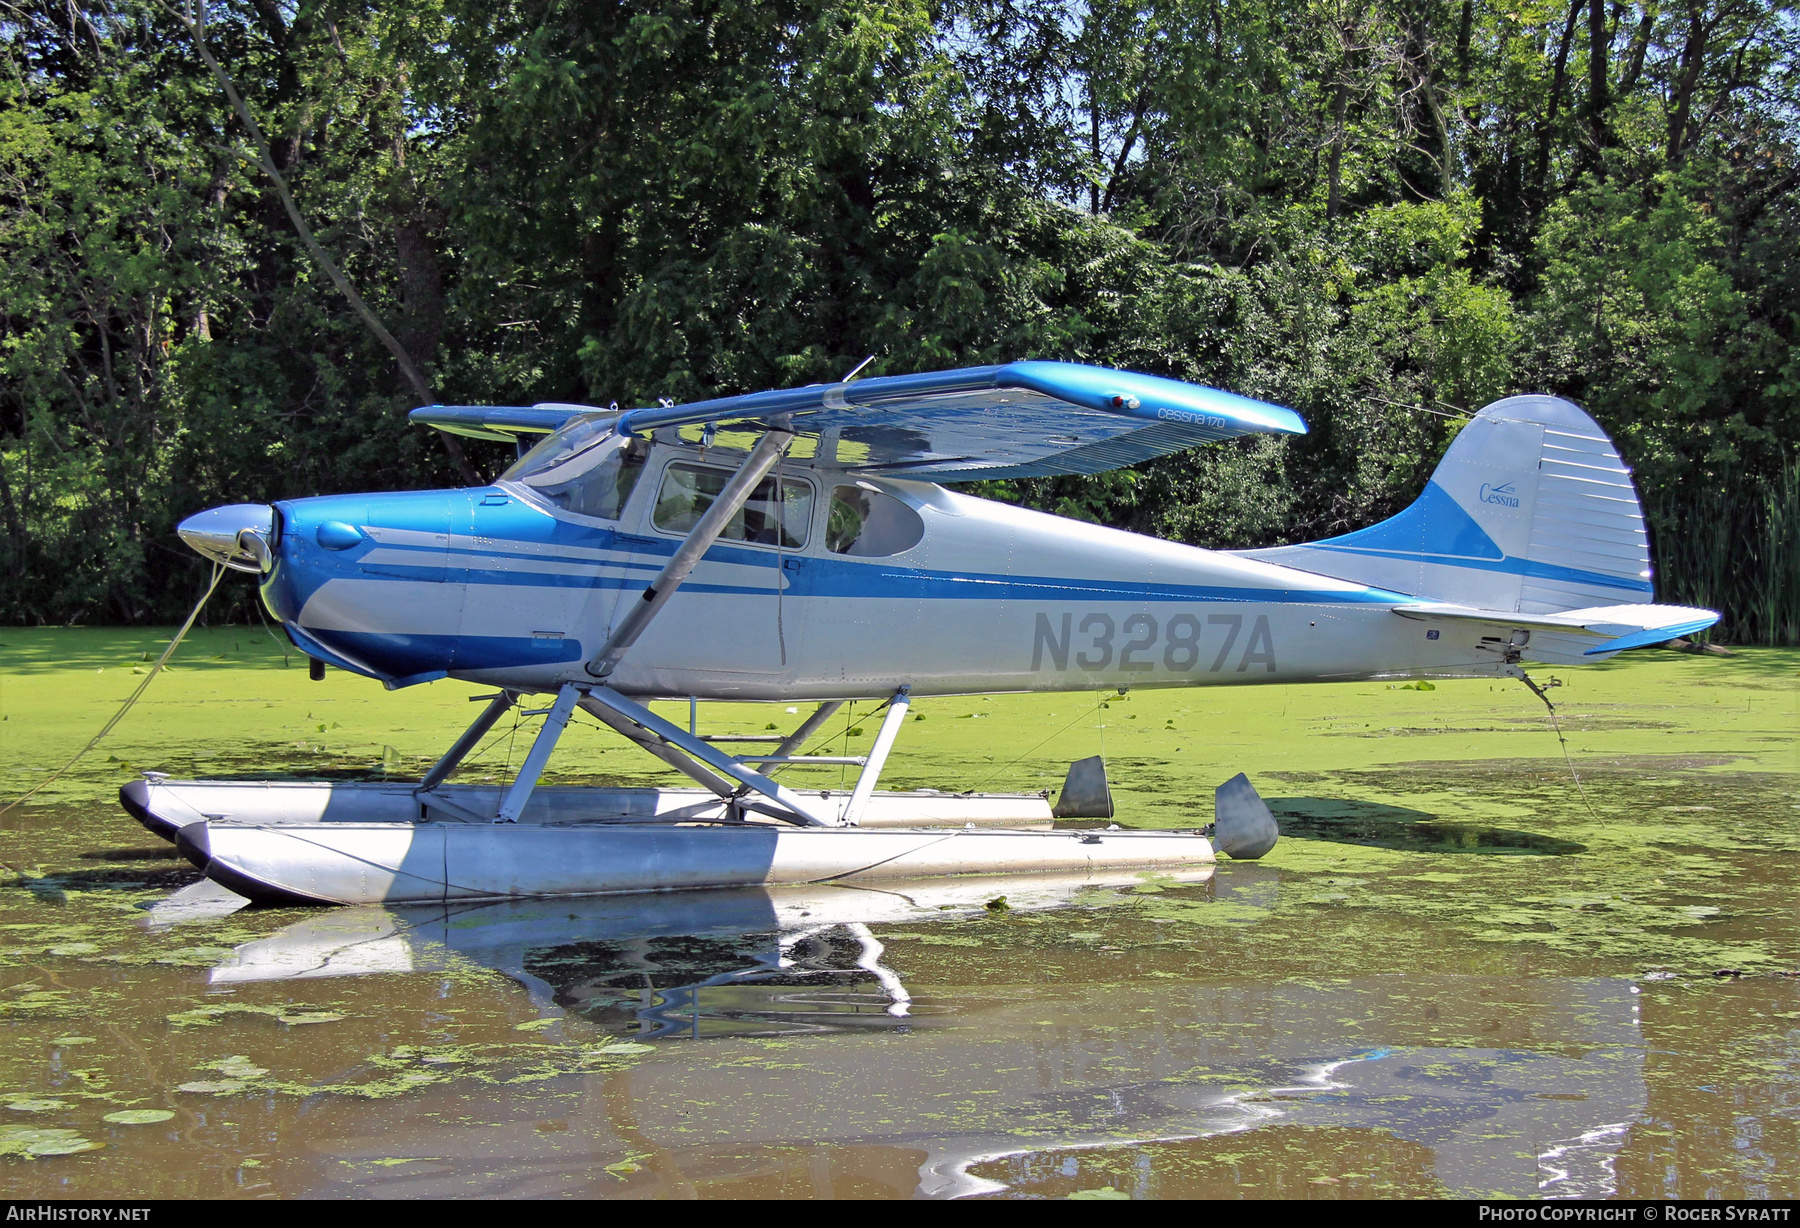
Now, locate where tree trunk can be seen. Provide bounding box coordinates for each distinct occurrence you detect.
[178,1,482,486]
[1532,0,1585,211]
[1089,75,1101,214]
[1327,77,1349,220]
[1456,0,1475,84]
[1587,0,1612,149]
[1619,1,1659,94]
[1422,75,1456,199]
[1666,5,1709,164]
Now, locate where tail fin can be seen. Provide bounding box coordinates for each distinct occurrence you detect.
[1243,395,1656,614]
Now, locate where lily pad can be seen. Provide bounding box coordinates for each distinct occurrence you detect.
[277,1012,344,1026]
[177,1080,244,1095]
[102,1110,174,1125]
[5,1100,67,1113]
[51,1037,95,1046]
[597,1041,654,1054]
[0,1126,101,1158]
[210,1056,269,1079]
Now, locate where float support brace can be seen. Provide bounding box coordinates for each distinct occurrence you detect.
[576,694,739,801]
[584,686,835,827]
[760,700,845,778]
[418,690,517,792]
[494,684,581,824]
[842,687,910,826]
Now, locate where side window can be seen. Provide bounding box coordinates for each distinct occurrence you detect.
[518,437,645,520]
[653,463,813,549]
[826,485,925,557]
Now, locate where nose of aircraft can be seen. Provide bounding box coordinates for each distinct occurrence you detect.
[178,504,275,573]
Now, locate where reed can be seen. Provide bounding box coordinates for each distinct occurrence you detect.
[1646,458,1800,646]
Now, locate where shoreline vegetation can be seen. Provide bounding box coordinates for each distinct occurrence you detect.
[1,0,1795,642]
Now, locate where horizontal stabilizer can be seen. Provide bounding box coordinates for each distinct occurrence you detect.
[1394,601,1719,659]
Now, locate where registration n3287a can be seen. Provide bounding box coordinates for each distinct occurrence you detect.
[1031,611,1276,674]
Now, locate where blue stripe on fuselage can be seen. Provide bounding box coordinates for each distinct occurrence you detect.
[354,534,1410,605]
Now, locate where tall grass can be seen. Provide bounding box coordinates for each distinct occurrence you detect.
[1646,458,1800,646]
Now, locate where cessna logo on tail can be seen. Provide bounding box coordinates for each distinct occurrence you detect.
[1479,482,1521,508]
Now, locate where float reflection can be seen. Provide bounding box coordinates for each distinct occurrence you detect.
[209,870,1211,1038]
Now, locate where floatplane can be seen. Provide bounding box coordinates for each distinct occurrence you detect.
[129,361,1716,905]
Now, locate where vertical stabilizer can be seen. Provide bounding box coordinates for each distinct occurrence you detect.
[1240,396,1654,613]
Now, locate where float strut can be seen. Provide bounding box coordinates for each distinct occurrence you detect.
[417,690,517,792]
[759,700,844,778]
[576,693,740,800]
[494,684,582,824]
[841,687,910,827]
[586,427,794,680]
[584,686,835,827]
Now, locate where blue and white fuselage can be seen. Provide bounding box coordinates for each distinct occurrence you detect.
[233,386,1710,703]
[264,469,1418,700]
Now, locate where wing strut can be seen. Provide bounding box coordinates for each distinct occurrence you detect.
[586,427,795,680]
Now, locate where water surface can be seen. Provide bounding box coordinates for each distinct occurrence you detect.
[0,763,1793,1199]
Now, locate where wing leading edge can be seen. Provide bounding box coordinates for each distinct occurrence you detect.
[409,362,1305,480]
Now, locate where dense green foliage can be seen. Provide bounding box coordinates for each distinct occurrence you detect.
[2,0,1795,639]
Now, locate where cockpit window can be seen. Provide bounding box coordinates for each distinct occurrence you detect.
[502,417,644,520]
[826,484,925,556]
[653,463,813,549]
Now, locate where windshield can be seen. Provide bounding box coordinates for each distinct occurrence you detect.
[501,414,616,483]
[501,416,645,520]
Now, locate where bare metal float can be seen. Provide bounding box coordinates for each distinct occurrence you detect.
[123,775,1242,906]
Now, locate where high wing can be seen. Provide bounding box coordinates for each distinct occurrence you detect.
[410,361,1306,480]
[1394,602,1720,658]
[409,402,608,443]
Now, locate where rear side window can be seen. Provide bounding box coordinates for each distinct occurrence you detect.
[653,463,813,549]
[826,485,925,557]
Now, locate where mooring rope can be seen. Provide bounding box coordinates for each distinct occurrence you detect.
[963,692,1107,795]
[251,590,292,667]
[1,562,227,817]
[1518,669,1602,822]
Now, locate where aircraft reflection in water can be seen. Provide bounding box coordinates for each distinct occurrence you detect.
[188,874,1648,1200]
[199,871,1198,1035]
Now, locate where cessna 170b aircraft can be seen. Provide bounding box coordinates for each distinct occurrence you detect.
[133,360,1716,905]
